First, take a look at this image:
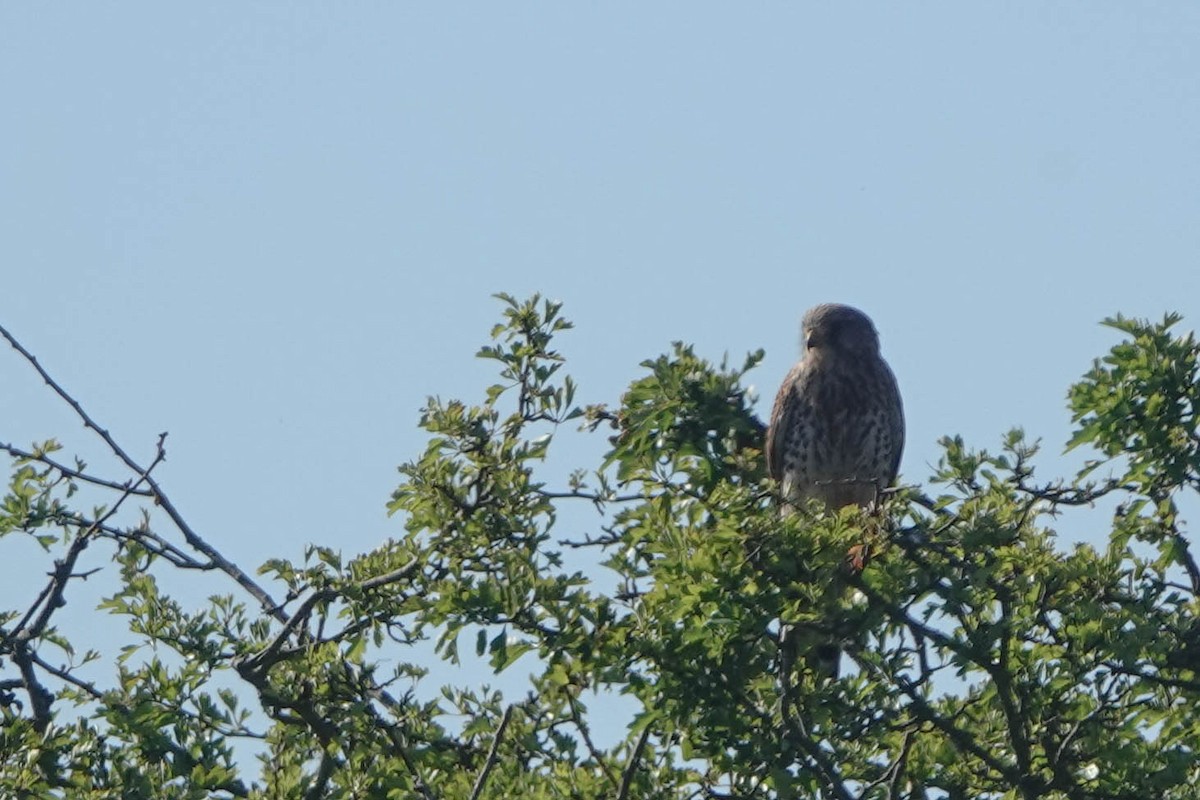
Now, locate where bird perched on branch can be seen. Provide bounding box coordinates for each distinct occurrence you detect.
[766,303,905,677]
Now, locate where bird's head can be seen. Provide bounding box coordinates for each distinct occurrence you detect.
[801,303,882,358]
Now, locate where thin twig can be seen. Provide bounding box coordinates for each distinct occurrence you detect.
[29,652,103,701]
[884,729,917,799]
[1,323,287,621]
[381,715,438,800]
[992,598,1034,795]
[242,559,422,673]
[567,694,620,789]
[241,588,333,674]
[850,581,1029,788]
[83,518,210,569]
[6,452,154,732]
[778,702,857,800]
[19,442,164,642]
[559,533,623,549]
[0,442,156,496]
[617,725,651,800]
[1,324,155,481]
[468,705,514,800]
[539,490,644,503]
[145,434,288,622]
[360,559,423,591]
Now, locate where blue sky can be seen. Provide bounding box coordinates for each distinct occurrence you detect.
[3,2,1200,753]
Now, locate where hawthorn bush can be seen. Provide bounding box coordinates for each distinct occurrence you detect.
[2,296,1199,799]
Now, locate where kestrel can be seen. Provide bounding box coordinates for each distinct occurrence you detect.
[767,303,904,512]
[766,303,905,678]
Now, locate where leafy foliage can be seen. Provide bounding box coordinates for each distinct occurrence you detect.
[3,299,1200,798]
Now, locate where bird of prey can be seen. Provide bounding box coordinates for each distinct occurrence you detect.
[765,303,905,677]
[767,303,904,513]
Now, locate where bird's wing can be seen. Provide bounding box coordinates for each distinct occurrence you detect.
[882,363,905,483]
[765,363,804,482]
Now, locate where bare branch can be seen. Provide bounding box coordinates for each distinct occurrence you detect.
[540,489,644,503]
[1,323,154,480]
[241,588,333,675]
[377,707,438,800]
[87,518,211,569]
[776,691,857,800]
[1,323,287,621]
[143,434,289,622]
[4,444,158,731]
[14,437,164,643]
[30,649,103,701]
[567,694,620,789]
[0,441,154,496]
[468,705,514,800]
[617,725,651,800]
[360,559,423,592]
[241,558,422,673]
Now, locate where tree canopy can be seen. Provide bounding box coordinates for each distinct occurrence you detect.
[2,295,1200,799]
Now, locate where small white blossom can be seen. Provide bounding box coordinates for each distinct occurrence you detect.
[849,590,868,607]
[1079,763,1100,781]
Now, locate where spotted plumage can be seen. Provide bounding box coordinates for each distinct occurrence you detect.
[766,303,904,512]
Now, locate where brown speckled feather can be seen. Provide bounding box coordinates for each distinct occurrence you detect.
[768,304,904,512]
